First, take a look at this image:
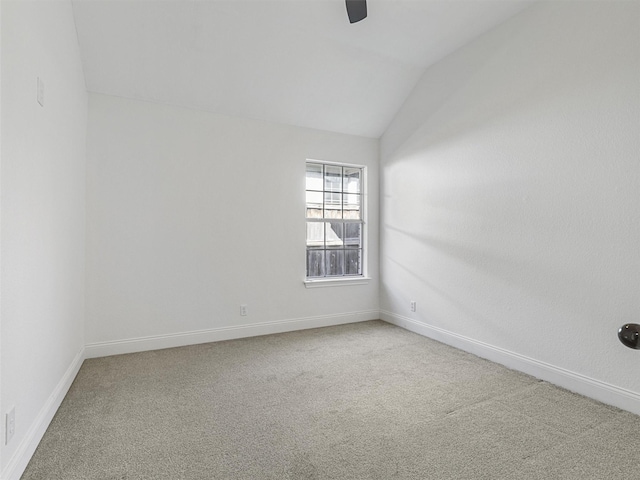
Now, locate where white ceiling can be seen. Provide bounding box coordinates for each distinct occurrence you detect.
[71,0,534,138]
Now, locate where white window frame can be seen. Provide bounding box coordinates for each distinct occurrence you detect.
[304,160,370,288]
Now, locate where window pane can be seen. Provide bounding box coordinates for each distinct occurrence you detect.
[343,167,361,194]
[324,192,342,218]
[343,193,360,219]
[306,163,323,191]
[307,250,325,277]
[325,249,345,276]
[324,165,342,192]
[306,222,324,248]
[305,162,364,279]
[306,191,323,218]
[344,223,361,248]
[325,222,343,248]
[345,249,361,275]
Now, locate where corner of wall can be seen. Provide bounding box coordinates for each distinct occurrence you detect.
[0,349,85,480]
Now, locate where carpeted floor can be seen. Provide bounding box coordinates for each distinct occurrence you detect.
[22,320,640,479]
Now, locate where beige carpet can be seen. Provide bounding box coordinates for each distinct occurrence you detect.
[22,320,640,479]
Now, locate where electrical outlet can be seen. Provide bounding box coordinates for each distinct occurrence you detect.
[410,301,417,312]
[6,407,15,445]
[240,304,248,316]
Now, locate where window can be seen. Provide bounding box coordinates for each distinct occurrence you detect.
[306,161,364,279]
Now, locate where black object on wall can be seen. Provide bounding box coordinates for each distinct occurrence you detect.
[346,0,367,24]
[618,324,640,349]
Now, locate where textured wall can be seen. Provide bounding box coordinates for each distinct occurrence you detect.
[85,93,379,347]
[380,1,640,396]
[1,0,87,475]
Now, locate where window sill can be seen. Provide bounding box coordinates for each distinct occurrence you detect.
[304,277,371,288]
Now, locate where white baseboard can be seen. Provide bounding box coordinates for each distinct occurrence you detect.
[85,310,380,359]
[381,310,640,416]
[1,348,85,480]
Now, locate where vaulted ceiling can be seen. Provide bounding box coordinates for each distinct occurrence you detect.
[71,0,534,138]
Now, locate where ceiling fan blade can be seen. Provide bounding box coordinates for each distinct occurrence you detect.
[346,0,367,24]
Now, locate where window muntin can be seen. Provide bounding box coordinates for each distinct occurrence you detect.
[306,162,364,279]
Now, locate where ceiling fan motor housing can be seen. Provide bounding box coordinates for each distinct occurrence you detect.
[346,0,367,24]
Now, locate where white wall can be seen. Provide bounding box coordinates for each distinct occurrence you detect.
[0,0,3,470]
[1,1,87,478]
[380,1,640,411]
[85,94,379,354]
